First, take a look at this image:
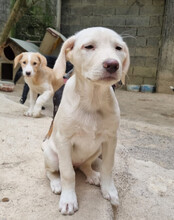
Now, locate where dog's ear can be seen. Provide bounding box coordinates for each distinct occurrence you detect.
[36,53,47,67]
[53,36,75,76]
[121,43,130,85]
[14,53,23,68]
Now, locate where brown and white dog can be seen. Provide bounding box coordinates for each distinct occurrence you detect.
[43,27,130,215]
[14,52,64,117]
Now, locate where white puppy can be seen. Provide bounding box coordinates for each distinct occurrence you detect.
[14,52,64,117]
[43,27,130,215]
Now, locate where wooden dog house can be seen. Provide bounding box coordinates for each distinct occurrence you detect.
[0,38,39,82]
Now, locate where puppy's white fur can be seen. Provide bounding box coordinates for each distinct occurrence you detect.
[43,27,130,215]
[14,52,64,117]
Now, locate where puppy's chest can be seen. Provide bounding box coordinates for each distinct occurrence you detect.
[70,113,116,164]
[71,112,117,145]
[25,78,49,93]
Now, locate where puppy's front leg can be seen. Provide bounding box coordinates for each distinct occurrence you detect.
[24,90,36,117]
[57,134,78,215]
[101,137,119,206]
[33,90,53,117]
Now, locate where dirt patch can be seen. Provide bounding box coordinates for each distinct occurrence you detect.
[160,112,174,118]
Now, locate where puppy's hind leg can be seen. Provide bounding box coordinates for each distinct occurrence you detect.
[79,149,101,186]
[43,139,61,194]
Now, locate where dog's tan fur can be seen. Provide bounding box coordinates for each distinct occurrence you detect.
[43,27,130,215]
[14,52,64,117]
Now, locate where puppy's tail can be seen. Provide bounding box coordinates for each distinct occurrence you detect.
[43,120,54,142]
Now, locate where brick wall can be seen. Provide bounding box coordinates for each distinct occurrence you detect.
[61,0,165,86]
[157,0,174,94]
[0,0,11,35]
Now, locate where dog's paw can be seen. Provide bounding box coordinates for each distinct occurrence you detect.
[86,170,100,186]
[32,105,42,118]
[101,182,119,206]
[50,179,61,194]
[24,110,33,117]
[59,190,78,215]
[32,111,41,118]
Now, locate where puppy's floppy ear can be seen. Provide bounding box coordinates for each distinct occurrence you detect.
[14,53,23,68]
[36,53,47,67]
[53,36,75,77]
[121,42,130,85]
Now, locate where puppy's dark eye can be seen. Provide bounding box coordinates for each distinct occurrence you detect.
[85,45,94,50]
[23,61,26,64]
[116,46,122,51]
[33,62,37,65]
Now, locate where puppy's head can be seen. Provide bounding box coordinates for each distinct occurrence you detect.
[54,27,130,85]
[14,52,47,77]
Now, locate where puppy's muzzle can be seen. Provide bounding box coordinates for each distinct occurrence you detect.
[103,59,119,74]
[26,71,31,76]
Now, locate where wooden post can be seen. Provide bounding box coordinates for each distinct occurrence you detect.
[56,0,62,32]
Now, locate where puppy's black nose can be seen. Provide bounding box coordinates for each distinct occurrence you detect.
[26,71,31,76]
[103,59,119,74]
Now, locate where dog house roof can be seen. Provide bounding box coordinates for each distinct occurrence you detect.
[9,37,39,52]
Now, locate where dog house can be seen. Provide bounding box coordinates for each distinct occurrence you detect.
[0,38,39,82]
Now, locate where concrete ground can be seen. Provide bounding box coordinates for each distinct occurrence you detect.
[0,84,174,220]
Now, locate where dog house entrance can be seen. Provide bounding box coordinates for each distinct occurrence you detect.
[4,45,15,61]
[1,63,13,80]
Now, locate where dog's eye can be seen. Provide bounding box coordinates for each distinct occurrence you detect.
[33,62,37,65]
[116,46,122,51]
[23,61,26,64]
[84,45,94,50]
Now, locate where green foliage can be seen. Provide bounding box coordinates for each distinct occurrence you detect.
[13,0,56,42]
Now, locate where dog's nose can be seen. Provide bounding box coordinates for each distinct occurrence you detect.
[26,71,31,76]
[103,59,119,74]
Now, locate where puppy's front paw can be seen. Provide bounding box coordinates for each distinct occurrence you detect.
[50,179,61,194]
[59,190,78,215]
[101,182,119,206]
[24,110,33,117]
[32,110,41,118]
[32,105,42,118]
[86,170,100,186]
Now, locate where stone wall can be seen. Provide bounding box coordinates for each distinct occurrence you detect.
[0,0,11,35]
[61,0,165,87]
[157,0,174,94]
